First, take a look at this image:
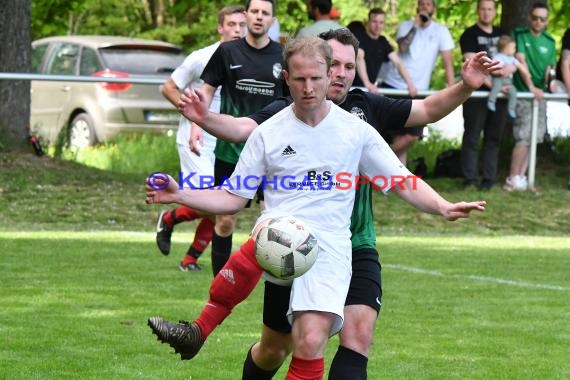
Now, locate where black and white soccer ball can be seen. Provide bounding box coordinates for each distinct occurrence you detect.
[255,216,319,281]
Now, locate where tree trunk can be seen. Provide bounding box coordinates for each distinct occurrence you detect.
[500,0,547,33]
[0,0,31,151]
[155,0,165,27]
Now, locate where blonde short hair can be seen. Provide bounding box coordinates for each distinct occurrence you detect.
[283,36,332,71]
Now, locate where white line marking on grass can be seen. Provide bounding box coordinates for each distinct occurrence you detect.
[464,275,569,291]
[386,264,445,277]
[386,264,569,292]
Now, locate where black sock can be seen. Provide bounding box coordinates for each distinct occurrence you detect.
[211,232,232,276]
[242,345,280,380]
[187,246,202,259]
[328,345,368,380]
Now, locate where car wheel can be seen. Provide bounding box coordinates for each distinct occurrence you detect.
[69,113,96,148]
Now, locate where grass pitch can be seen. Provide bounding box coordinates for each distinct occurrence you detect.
[1,232,568,379]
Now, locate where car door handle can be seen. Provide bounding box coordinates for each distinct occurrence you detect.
[61,85,71,92]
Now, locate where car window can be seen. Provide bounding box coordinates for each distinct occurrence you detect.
[99,48,185,75]
[31,44,49,73]
[47,43,80,75]
[80,47,103,75]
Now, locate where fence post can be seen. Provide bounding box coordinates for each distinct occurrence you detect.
[528,98,539,189]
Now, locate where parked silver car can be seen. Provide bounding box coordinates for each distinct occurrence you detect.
[31,35,186,147]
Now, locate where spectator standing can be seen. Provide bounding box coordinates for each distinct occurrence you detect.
[554,28,570,97]
[157,6,246,270]
[504,3,556,191]
[350,8,417,97]
[554,29,570,190]
[296,0,343,37]
[381,0,455,165]
[459,0,510,190]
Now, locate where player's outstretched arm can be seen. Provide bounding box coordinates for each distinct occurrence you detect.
[145,174,248,214]
[406,51,502,127]
[393,177,486,221]
[179,88,257,143]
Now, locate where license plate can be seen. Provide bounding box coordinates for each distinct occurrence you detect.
[145,110,179,122]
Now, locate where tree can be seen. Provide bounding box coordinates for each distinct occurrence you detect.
[500,0,535,33]
[0,0,31,151]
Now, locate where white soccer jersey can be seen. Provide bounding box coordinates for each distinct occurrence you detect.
[384,19,455,90]
[228,102,411,332]
[171,42,220,152]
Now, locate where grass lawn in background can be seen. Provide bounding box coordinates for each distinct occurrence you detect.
[1,231,568,379]
[1,141,569,379]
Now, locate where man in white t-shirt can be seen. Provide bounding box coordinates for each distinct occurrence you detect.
[381,0,455,165]
[156,6,246,271]
[145,36,487,379]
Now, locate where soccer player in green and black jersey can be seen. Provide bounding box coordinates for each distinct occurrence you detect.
[191,0,287,275]
[149,28,499,379]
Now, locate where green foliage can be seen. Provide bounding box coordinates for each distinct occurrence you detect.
[32,0,147,38]
[0,133,6,152]
[276,0,309,37]
[407,130,461,176]
[30,0,570,64]
[2,143,570,235]
[550,136,570,165]
[58,133,181,176]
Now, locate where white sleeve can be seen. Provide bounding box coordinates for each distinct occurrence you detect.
[358,123,413,194]
[439,24,455,52]
[227,128,266,199]
[170,52,203,90]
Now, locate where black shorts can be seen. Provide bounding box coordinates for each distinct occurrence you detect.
[214,158,264,208]
[345,247,382,313]
[262,281,292,333]
[261,247,383,331]
[214,158,263,207]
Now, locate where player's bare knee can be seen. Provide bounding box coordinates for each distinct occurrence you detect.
[215,215,235,236]
[294,330,327,357]
[259,341,291,365]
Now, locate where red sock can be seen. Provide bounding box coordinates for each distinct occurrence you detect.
[164,205,199,226]
[190,217,214,252]
[181,254,197,267]
[286,356,324,380]
[194,238,262,340]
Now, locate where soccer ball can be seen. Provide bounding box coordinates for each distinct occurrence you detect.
[255,216,319,281]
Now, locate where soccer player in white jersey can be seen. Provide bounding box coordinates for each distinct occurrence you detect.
[146,36,489,379]
[156,5,246,271]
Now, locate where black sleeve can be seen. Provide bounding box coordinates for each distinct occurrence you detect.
[563,29,570,50]
[459,27,477,55]
[200,44,225,87]
[367,92,412,133]
[247,97,293,125]
[380,36,393,61]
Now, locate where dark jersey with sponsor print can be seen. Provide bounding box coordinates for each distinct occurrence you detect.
[248,89,411,249]
[201,38,286,164]
[459,24,505,91]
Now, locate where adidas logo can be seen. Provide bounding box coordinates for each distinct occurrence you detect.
[219,268,235,285]
[281,145,296,156]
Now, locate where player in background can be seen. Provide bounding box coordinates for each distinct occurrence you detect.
[157,5,246,271]
[194,0,285,276]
